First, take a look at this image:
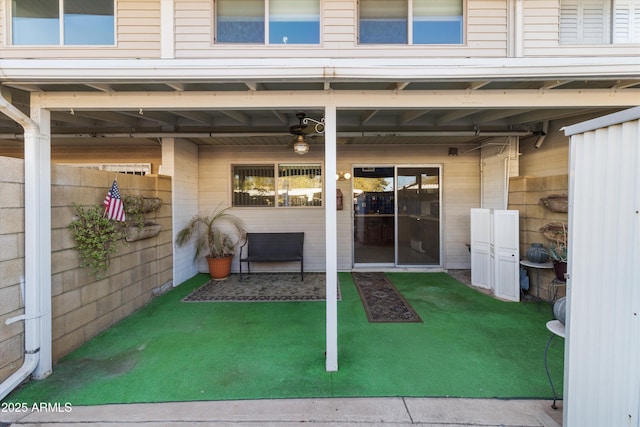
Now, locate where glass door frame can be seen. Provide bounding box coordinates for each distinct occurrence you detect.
[351,164,443,268]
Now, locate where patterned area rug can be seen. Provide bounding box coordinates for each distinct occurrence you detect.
[182,272,341,302]
[351,272,423,323]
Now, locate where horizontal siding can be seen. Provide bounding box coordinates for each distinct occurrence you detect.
[521,0,640,56]
[522,0,561,53]
[524,44,640,56]
[117,0,161,55]
[518,112,616,178]
[174,0,212,54]
[324,0,356,45]
[0,1,4,49]
[1,0,634,59]
[198,144,479,272]
[169,140,200,286]
[176,0,508,58]
[466,0,508,53]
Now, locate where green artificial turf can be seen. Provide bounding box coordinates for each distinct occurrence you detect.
[4,272,564,405]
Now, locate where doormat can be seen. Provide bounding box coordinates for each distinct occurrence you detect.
[351,272,423,323]
[182,272,341,302]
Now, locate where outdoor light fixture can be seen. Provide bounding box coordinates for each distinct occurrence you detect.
[448,147,458,157]
[336,171,352,181]
[292,134,309,155]
[289,112,325,155]
[534,121,549,149]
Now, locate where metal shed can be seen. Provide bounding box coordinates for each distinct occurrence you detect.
[563,106,640,427]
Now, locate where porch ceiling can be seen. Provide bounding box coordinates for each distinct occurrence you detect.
[1,76,638,148]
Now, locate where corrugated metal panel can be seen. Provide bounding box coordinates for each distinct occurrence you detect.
[565,113,640,426]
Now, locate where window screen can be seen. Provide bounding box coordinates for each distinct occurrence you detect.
[12,0,114,45]
[64,0,114,45]
[216,0,320,44]
[269,0,320,44]
[232,165,275,207]
[216,0,265,43]
[277,164,323,207]
[413,0,463,44]
[359,0,408,43]
[232,164,322,207]
[12,0,60,45]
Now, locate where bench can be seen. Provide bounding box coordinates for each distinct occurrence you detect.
[239,232,304,280]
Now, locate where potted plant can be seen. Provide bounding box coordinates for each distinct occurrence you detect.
[541,222,568,281]
[175,204,245,280]
[68,203,123,279]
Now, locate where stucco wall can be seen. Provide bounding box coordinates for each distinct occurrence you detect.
[0,159,173,385]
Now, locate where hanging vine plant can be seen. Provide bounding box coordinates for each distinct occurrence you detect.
[68,203,123,279]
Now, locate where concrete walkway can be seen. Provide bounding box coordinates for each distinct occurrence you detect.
[1,397,562,426]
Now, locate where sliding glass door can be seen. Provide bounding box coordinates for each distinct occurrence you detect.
[396,167,440,265]
[353,167,395,264]
[352,166,441,267]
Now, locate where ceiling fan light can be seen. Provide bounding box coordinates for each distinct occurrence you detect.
[292,135,309,155]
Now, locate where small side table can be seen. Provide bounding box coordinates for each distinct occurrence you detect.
[545,320,565,409]
[548,278,566,304]
[520,260,553,309]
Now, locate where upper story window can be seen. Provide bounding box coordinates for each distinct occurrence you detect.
[216,0,320,44]
[359,0,464,45]
[11,0,114,46]
[560,0,640,44]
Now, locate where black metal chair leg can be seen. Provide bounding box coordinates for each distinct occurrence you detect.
[544,333,559,409]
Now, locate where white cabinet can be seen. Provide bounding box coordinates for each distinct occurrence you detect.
[470,208,520,301]
[470,208,492,289]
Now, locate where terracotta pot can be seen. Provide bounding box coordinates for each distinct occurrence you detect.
[207,256,233,280]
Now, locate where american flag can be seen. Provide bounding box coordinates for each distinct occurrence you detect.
[103,180,126,222]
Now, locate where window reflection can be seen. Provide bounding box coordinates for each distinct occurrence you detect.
[12,0,114,46]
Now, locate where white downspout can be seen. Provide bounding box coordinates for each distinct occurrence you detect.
[0,94,44,400]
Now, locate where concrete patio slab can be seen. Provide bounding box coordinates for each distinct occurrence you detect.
[1,397,562,426]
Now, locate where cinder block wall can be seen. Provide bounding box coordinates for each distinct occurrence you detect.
[509,175,568,301]
[51,165,173,361]
[0,156,26,384]
[0,159,173,384]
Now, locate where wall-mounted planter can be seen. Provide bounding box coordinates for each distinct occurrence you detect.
[124,222,162,242]
[540,194,568,213]
[137,197,162,213]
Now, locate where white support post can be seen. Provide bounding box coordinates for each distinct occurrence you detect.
[160,0,175,59]
[324,105,338,371]
[26,102,52,379]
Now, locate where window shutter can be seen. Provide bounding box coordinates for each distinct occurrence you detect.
[613,0,640,43]
[560,0,610,44]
